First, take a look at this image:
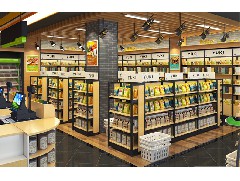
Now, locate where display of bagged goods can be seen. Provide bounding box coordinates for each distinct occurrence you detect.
[48,149,55,163]
[38,133,48,150]
[29,158,37,167]
[47,130,56,144]
[38,154,48,167]
[29,136,37,154]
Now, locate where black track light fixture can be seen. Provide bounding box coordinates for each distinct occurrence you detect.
[155,27,164,44]
[120,38,125,51]
[82,47,86,52]
[130,23,139,42]
[199,19,210,40]
[175,13,187,36]
[177,38,184,47]
[221,24,229,42]
[35,42,40,50]
[60,40,64,51]
[142,14,154,31]
[77,42,82,49]
[99,19,108,39]
[50,40,56,47]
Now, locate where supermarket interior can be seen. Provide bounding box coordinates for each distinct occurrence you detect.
[0,11,240,170]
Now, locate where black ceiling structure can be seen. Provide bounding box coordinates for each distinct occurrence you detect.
[211,12,240,22]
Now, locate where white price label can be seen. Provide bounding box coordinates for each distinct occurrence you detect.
[182,51,204,58]
[165,73,183,80]
[123,55,136,60]
[136,54,151,60]
[233,48,240,56]
[205,49,232,57]
[85,72,98,80]
[152,53,169,60]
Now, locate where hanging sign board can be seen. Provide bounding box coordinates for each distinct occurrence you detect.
[59,72,70,78]
[85,72,98,80]
[118,71,135,79]
[165,73,183,80]
[45,71,61,76]
[152,53,169,60]
[182,50,204,58]
[123,55,136,60]
[118,56,123,61]
[188,72,215,79]
[233,48,240,56]
[121,72,159,82]
[136,54,151,60]
[205,49,232,57]
[69,71,85,77]
[26,55,39,72]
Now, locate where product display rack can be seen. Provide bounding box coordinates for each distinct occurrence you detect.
[40,53,85,72]
[30,76,45,100]
[108,79,222,155]
[0,58,21,93]
[71,78,99,136]
[47,76,70,123]
[118,53,169,73]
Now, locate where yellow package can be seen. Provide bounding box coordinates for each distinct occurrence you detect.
[182,98,187,106]
[186,83,190,92]
[154,101,160,111]
[186,96,190,105]
[123,88,130,98]
[182,84,187,93]
[150,87,154,97]
[133,104,138,115]
[159,100,164,110]
[88,84,93,92]
[160,85,165,95]
[133,89,138,98]
[154,86,161,96]
[123,104,130,114]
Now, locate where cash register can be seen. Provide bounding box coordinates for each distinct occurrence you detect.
[0,82,12,109]
[0,86,37,125]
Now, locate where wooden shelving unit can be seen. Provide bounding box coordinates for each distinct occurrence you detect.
[71,78,99,136]
[40,53,85,72]
[108,79,222,155]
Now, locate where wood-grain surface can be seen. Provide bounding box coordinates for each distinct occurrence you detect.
[57,123,239,167]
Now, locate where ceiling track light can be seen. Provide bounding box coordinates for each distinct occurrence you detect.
[99,19,108,39]
[60,39,64,51]
[120,38,125,51]
[142,14,154,31]
[35,42,40,50]
[175,13,187,36]
[50,40,56,47]
[177,38,184,47]
[130,23,139,42]
[199,19,211,40]
[221,24,229,42]
[155,27,164,44]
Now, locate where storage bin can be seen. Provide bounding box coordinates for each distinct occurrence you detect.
[38,154,48,167]
[29,136,37,154]
[226,150,240,167]
[29,159,37,167]
[47,130,56,144]
[48,149,55,163]
[38,133,48,150]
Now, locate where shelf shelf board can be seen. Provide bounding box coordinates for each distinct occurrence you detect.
[0,77,18,79]
[199,89,217,93]
[74,102,93,106]
[233,74,240,76]
[175,91,198,96]
[48,96,63,100]
[223,93,232,95]
[30,144,55,159]
[216,74,232,76]
[145,122,174,131]
[198,123,217,130]
[175,116,198,124]
[73,90,92,94]
[0,84,19,87]
[74,114,93,119]
[109,110,138,117]
[206,64,232,66]
[110,125,137,133]
[198,101,217,105]
[145,93,174,100]
[233,84,240,86]
[74,125,93,132]
[182,64,204,66]
[0,155,27,166]
[48,86,63,90]
[175,103,198,110]
[109,95,134,101]
[109,139,138,150]
[234,94,240,96]
[47,162,55,167]
[199,112,217,118]
[175,129,198,137]
[146,108,174,115]
[0,69,19,72]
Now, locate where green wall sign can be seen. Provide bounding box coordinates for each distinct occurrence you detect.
[1,36,26,48]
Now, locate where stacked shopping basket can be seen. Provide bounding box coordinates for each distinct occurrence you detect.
[140,132,171,162]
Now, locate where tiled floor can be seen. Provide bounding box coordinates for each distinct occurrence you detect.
[56,130,239,167]
[56,130,133,167]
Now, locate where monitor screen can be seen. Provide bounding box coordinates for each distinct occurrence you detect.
[0,87,3,95]
[10,93,24,112]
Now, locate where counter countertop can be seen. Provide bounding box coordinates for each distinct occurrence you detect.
[0,109,11,116]
[0,124,23,138]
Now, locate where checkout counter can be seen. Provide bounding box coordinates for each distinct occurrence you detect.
[0,104,60,167]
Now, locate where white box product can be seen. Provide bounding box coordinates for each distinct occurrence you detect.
[29,136,37,154]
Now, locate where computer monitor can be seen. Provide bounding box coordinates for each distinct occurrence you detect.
[0,87,3,96]
[10,93,24,112]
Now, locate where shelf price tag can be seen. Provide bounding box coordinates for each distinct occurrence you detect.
[165,73,183,80]
[118,71,135,79]
[205,49,232,57]
[136,54,151,60]
[123,55,136,60]
[182,50,204,58]
[152,53,169,60]
[46,71,61,76]
[69,71,85,77]
[85,72,98,80]
[40,71,47,76]
[233,48,240,56]
[139,72,159,82]
[188,72,215,79]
